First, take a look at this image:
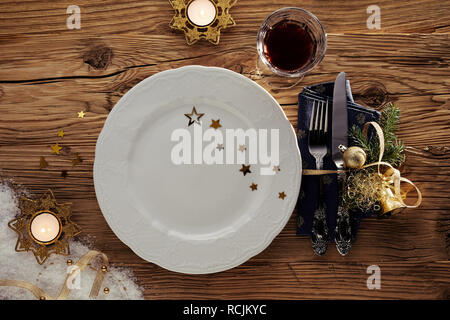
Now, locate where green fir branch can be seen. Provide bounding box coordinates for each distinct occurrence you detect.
[349,102,405,167]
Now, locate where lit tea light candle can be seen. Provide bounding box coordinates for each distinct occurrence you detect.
[29,212,62,243]
[187,0,217,27]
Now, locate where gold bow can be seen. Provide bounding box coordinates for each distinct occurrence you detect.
[0,250,109,300]
[302,121,422,214]
[360,121,422,213]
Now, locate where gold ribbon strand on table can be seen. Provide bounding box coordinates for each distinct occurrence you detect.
[302,121,422,212]
[0,250,109,300]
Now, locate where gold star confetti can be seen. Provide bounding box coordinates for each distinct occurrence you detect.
[169,0,237,45]
[238,145,247,152]
[78,111,85,118]
[60,145,71,156]
[39,156,48,169]
[51,143,62,155]
[210,119,222,130]
[250,183,258,191]
[72,153,83,167]
[57,129,65,138]
[279,192,286,200]
[217,143,224,151]
[184,107,204,126]
[61,170,68,178]
[273,165,281,173]
[240,164,251,176]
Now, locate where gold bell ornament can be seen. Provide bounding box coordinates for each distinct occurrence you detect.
[360,122,422,217]
[376,167,418,217]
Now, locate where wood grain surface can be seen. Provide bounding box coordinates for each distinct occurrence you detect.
[0,1,449,300]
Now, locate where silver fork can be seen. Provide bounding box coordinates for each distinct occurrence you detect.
[308,100,328,170]
[308,100,329,256]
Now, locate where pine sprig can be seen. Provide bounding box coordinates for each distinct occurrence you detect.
[380,102,400,142]
[349,103,405,167]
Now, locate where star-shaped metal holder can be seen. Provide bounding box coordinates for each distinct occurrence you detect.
[8,190,81,264]
[169,0,237,45]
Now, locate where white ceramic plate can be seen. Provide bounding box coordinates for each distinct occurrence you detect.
[94,66,301,274]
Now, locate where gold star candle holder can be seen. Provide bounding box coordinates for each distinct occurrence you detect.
[169,0,237,45]
[8,190,81,264]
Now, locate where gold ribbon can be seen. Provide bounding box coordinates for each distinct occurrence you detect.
[360,121,422,209]
[0,250,109,300]
[302,121,422,209]
[303,169,345,175]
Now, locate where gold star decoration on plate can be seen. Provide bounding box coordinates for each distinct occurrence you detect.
[169,0,237,45]
[210,119,222,130]
[39,156,49,169]
[238,144,247,152]
[77,111,85,118]
[51,143,62,155]
[7,190,82,264]
[278,192,286,200]
[184,106,204,126]
[216,143,224,151]
[250,183,258,191]
[57,129,65,138]
[239,164,251,176]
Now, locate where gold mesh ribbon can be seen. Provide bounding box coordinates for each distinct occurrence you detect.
[0,250,109,300]
[302,121,421,209]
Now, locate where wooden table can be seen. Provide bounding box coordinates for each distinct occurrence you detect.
[0,1,449,300]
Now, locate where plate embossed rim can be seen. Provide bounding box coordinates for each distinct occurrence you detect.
[94,66,302,274]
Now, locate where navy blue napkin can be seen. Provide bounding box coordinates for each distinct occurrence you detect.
[296,81,380,241]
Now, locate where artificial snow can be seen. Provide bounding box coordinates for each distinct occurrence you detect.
[0,182,144,300]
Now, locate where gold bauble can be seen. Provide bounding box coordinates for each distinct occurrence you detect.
[343,146,367,169]
[101,265,108,272]
[103,287,110,294]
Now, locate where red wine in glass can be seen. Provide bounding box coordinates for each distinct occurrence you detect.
[263,20,314,72]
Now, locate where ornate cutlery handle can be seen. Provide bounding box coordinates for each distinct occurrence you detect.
[311,175,329,256]
[335,171,352,256]
[312,153,325,173]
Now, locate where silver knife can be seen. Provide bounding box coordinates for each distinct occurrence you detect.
[332,72,352,256]
[332,72,348,169]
